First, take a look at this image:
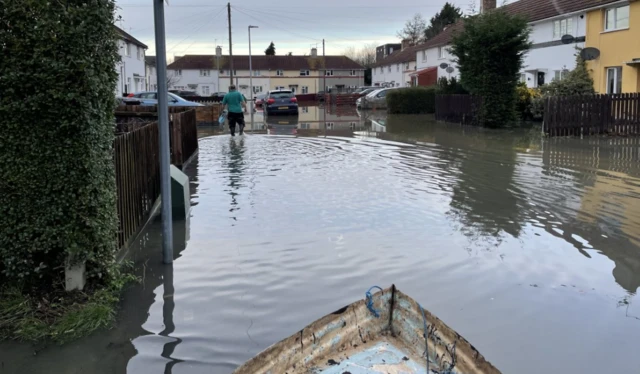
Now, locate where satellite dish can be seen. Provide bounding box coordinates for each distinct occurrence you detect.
[580,47,601,61]
[446,67,455,74]
[439,63,449,69]
[561,34,575,44]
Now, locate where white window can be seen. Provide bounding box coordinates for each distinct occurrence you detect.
[422,50,427,61]
[350,122,357,129]
[275,86,285,90]
[325,70,334,76]
[276,70,284,76]
[300,69,310,76]
[606,67,622,94]
[200,69,210,77]
[519,73,526,83]
[253,70,261,76]
[326,123,334,129]
[350,70,357,76]
[136,46,142,60]
[553,18,573,39]
[554,70,568,81]
[405,63,410,70]
[201,85,210,96]
[233,70,238,75]
[219,70,225,75]
[387,66,391,72]
[300,123,310,129]
[175,70,182,76]
[125,43,131,57]
[302,107,309,113]
[301,86,309,94]
[396,64,400,72]
[438,46,446,59]
[605,5,630,31]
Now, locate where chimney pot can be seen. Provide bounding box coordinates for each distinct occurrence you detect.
[311,47,317,57]
[481,0,496,13]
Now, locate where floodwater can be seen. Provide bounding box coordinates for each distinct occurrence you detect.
[2,107,640,374]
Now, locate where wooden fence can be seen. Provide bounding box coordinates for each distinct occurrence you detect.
[435,95,482,125]
[544,93,640,137]
[113,107,199,249]
[324,93,361,106]
[114,122,160,249]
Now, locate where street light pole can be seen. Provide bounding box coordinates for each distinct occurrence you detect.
[248,25,258,128]
[153,0,173,264]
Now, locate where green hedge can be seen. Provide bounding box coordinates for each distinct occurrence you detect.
[0,0,120,288]
[386,87,439,114]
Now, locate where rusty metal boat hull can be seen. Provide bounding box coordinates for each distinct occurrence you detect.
[233,285,500,374]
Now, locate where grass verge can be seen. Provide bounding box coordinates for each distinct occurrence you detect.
[0,263,137,344]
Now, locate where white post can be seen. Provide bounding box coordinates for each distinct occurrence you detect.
[248,25,258,127]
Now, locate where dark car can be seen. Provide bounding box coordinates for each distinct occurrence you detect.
[254,94,267,107]
[169,90,199,99]
[264,90,298,115]
[316,90,326,101]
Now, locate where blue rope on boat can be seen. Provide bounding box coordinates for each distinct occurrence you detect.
[419,303,430,373]
[365,286,383,318]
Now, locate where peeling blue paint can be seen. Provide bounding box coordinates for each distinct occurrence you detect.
[318,342,427,374]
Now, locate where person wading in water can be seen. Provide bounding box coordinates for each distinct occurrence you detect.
[221,85,247,136]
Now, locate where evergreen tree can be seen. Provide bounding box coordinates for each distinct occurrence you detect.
[265,42,276,56]
[424,2,463,40]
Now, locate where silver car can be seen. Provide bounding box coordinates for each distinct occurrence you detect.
[356,88,395,109]
[131,92,204,107]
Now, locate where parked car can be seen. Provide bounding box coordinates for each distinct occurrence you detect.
[353,86,373,94]
[116,97,142,106]
[131,92,204,107]
[169,90,199,99]
[264,90,298,115]
[316,91,325,101]
[357,87,379,97]
[254,93,267,107]
[356,88,395,109]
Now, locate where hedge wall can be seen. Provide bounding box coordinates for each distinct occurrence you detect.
[0,0,120,288]
[386,87,439,114]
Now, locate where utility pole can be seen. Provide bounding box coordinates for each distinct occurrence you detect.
[228,3,233,86]
[322,39,326,93]
[153,0,173,264]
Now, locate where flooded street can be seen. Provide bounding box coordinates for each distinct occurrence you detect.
[2,109,640,374]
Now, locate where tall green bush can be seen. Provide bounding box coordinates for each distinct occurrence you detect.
[539,50,596,97]
[449,11,531,128]
[387,87,439,114]
[0,0,120,289]
[437,77,468,95]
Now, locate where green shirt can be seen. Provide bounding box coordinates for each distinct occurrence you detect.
[222,91,245,113]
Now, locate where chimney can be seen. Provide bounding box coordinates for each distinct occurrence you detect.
[481,0,496,13]
[216,46,222,58]
[401,39,411,51]
[311,47,317,57]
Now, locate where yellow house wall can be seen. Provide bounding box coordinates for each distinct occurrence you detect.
[586,3,640,93]
[268,70,320,94]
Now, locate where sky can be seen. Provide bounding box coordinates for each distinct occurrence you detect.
[115,0,511,59]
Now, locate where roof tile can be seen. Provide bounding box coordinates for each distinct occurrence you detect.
[167,55,364,71]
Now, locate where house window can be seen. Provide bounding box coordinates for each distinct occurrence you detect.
[300,69,310,76]
[219,70,225,75]
[276,70,284,76]
[350,70,357,76]
[554,70,568,81]
[275,86,285,90]
[125,43,131,57]
[606,67,623,94]
[301,86,309,94]
[422,50,427,61]
[136,46,142,60]
[605,5,630,31]
[387,66,391,72]
[405,63,410,70]
[325,70,334,76]
[553,18,573,39]
[200,69,210,77]
[300,123,310,129]
[396,64,400,72]
[253,70,261,76]
[302,107,309,113]
[326,123,334,129]
[379,67,383,73]
[252,86,263,93]
[438,46,446,59]
[201,85,210,96]
[175,70,182,76]
[519,73,526,83]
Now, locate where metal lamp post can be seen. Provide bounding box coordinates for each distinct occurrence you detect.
[248,25,258,128]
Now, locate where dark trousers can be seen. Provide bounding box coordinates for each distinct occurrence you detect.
[228,112,245,135]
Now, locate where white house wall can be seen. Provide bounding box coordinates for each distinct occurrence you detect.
[372,61,415,87]
[416,46,459,80]
[116,40,146,96]
[167,69,221,95]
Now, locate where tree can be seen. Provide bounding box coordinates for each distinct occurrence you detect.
[342,43,377,68]
[539,49,595,97]
[424,2,463,40]
[167,73,180,88]
[286,52,293,56]
[450,10,531,128]
[265,42,275,55]
[397,14,427,46]
[1,0,119,287]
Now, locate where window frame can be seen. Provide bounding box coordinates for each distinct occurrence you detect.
[422,50,427,62]
[438,46,446,59]
[124,43,131,57]
[276,69,284,76]
[605,5,630,31]
[175,69,182,76]
[552,18,573,39]
[325,70,334,76]
[300,69,310,76]
[301,86,309,94]
[606,66,623,94]
[200,69,210,77]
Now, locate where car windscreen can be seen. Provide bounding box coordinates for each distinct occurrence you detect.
[270,92,294,99]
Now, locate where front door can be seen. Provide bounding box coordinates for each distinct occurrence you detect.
[289,86,296,94]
